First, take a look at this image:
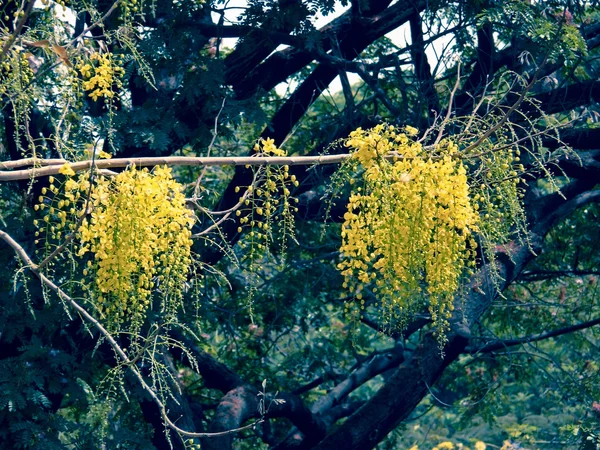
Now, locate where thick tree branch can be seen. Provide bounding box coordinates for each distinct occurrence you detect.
[462,20,495,95]
[169,329,244,393]
[409,13,441,125]
[272,345,405,449]
[224,0,305,87]
[233,0,425,99]
[531,80,600,116]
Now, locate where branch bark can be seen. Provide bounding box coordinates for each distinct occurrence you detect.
[409,13,441,125]
[466,316,600,354]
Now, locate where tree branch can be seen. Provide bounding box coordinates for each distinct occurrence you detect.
[466,316,600,354]
[0,230,262,441]
[233,0,426,99]
[272,345,405,449]
[409,12,441,125]
[0,0,35,65]
[169,329,244,393]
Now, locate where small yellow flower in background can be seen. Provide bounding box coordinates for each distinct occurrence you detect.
[408,446,419,450]
[98,150,112,159]
[59,163,75,177]
[437,442,455,449]
[475,441,486,450]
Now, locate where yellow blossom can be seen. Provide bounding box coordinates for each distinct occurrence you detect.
[59,163,75,177]
[255,137,286,156]
[405,125,419,136]
[338,123,478,346]
[77,52,124,101]
[437,443,455,450]
[74,165,194,332]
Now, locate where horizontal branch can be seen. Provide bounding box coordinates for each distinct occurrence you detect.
[466,316,600,354]
[520,269,600,282]
[3,139,481,181]
[0,154,360,181]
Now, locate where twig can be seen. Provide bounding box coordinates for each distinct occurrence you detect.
[194,96,227,193]
[462,73,539,154]
[466,316,600,354]
[463,78,492,135]
[191,172,257,238]
[68,0,122,47]
[434,62,461,146]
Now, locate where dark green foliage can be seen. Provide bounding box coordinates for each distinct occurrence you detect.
[2,0,600,449]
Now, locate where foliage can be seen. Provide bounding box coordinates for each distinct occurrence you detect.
[1,0,600,449]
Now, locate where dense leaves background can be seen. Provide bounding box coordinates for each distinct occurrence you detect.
[2,0,600,449]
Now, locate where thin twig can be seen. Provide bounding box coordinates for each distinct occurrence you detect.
[191,172,258,238]
[68,0,122,47]
[462,73,539,154]
[194,97,227,193]
[434,62,461,146]
[463,78,492,135]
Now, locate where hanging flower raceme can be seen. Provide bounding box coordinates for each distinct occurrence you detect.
[74,166,194,331]
[337,124,479,346]
[33,164,194,332]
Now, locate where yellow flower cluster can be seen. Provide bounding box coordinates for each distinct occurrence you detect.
[76,166,194,330]
[0,51,34,97]
[235,138,299,256]
[253,137,286,156]
[33,175,79,246]
[59,163,76,177]
[409,440,486,450]
[338,124,479,346]
[77,52,125,101]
